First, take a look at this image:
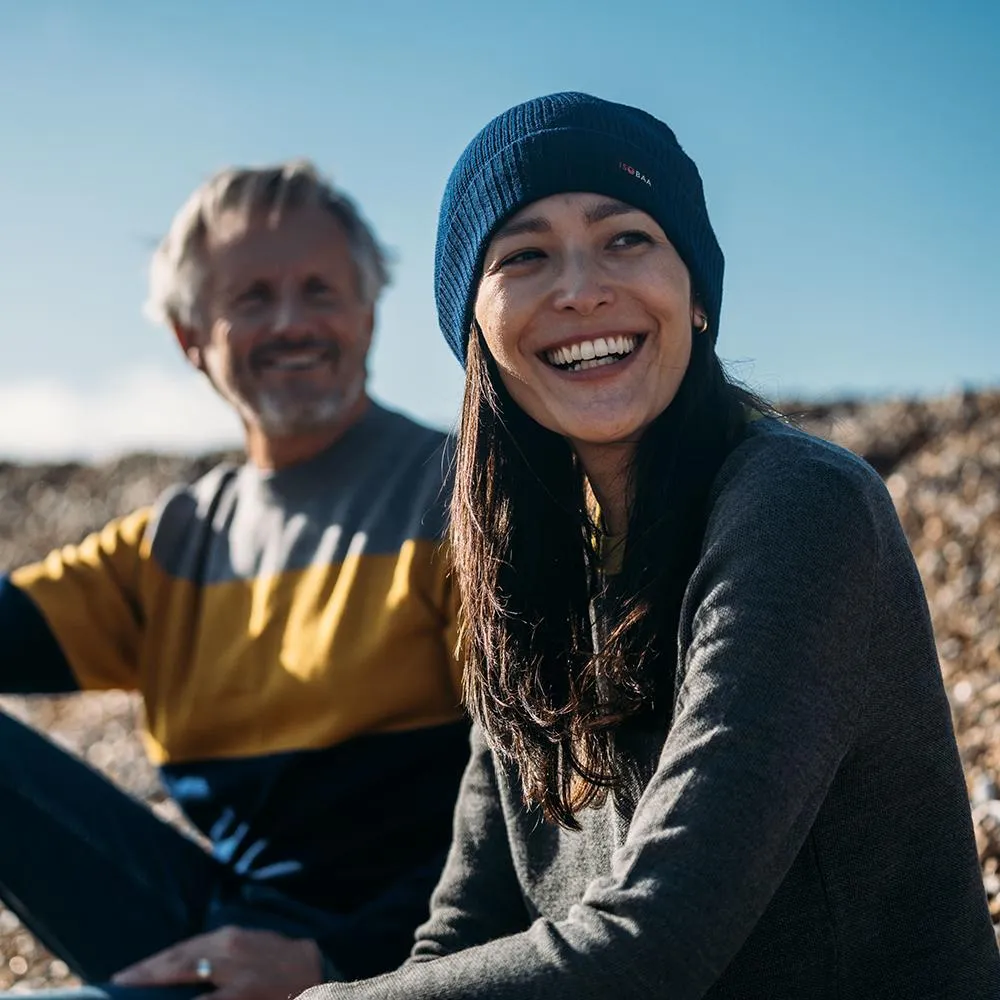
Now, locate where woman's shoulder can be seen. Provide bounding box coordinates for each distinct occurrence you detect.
[708,416,897,539]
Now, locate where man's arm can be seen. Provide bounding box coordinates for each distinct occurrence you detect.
[0,575,78,693]
[5,508,152,694]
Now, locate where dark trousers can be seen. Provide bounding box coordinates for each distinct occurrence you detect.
[0,710,331,1000]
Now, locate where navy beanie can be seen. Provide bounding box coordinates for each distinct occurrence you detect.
[435,92,725,367]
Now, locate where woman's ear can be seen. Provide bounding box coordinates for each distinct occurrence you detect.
[691,298,709,334]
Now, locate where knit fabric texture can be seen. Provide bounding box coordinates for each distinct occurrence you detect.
[435,92,725,366]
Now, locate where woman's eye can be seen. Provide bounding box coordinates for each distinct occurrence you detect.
[499,248,545,268]
[609,230,653,249]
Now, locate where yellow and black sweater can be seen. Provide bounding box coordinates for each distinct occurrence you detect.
[1,402,469,976]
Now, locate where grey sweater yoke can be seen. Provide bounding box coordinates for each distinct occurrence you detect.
[306,419,1000,998]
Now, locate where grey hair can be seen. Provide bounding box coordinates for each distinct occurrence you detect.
[145,159,391,329]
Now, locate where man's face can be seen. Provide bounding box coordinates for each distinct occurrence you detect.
[181,203,374,440]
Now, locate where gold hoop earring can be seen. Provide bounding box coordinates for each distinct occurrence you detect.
[694,314,709,334]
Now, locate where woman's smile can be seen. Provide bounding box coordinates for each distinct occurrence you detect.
[541,333,645,373]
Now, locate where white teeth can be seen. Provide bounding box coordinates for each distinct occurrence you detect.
[578,356,616,370]
[543,335,642,370]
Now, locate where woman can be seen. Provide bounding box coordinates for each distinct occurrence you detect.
[304,93,1000,998]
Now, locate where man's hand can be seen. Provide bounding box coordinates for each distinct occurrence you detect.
[112,925,326,1000]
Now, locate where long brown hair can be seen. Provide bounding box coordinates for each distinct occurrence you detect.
[450,323,771,828]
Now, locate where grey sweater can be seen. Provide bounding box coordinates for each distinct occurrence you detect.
[304,420,1000,998]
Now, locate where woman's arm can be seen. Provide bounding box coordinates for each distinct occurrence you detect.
[407,724,532,961]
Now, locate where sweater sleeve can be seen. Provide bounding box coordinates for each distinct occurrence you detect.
[8,508,153,692]
[298,460,879,1000]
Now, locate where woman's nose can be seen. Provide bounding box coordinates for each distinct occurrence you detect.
[550,252,613,315]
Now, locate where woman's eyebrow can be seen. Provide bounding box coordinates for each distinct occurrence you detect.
[492,216,551,241]
[492,199,639,242]
[584,199,641,225]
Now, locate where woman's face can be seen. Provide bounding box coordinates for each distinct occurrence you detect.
[473,193,696,452]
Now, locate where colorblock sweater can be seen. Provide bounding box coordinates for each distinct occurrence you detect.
[1,403,469,978]
[304,418,1000,998]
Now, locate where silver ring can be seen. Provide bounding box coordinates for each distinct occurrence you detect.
[195,957,213,982]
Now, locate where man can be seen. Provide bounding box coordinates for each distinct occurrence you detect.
[0,162,468,999]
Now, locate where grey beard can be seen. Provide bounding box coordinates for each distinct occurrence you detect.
[249,375,365,437]
[206,353,365,439]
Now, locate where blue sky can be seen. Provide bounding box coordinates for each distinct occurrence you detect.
[1,1,997,459]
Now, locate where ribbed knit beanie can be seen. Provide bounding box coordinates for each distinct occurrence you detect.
[435,92,725,367]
